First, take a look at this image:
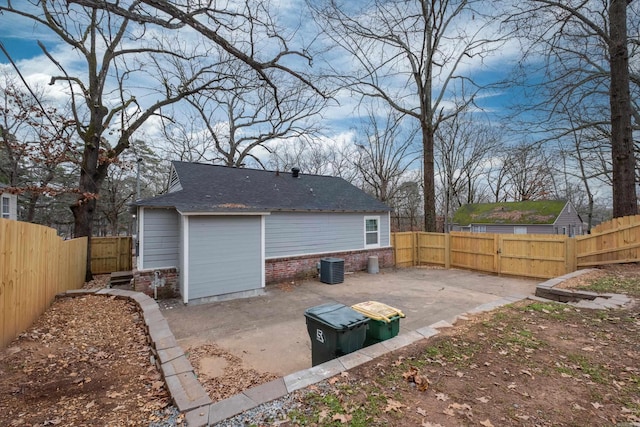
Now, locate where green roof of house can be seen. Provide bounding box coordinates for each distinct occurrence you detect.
[452,200,568,226]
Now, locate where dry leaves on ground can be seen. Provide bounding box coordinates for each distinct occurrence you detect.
[186,343,278,402]
[0,295,177,426]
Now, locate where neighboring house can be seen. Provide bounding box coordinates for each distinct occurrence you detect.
[132,161,393,303]
[0,184,18,220]
[450,200,583,236]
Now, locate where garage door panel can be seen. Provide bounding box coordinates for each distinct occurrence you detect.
[188,216,262,300]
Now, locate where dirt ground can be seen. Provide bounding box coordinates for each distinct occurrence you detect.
[0,265,638,427]
[0,292,177,426]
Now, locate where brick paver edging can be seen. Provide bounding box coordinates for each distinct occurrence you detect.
[534,268,632,309]
[55,288,212,416]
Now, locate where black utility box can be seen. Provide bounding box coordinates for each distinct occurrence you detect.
[320,257,344,284]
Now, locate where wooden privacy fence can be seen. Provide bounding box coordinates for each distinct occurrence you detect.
[1,219,87,348]
[392,215,640,279]
[90,236,133,274]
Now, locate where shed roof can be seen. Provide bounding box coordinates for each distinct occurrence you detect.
[452,200,568,226]
[134,161,391,213]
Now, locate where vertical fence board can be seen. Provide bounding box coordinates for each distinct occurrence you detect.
[90,236,132,274]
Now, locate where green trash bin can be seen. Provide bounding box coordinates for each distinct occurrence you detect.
[351,301,405,346]
[304,303,369,366]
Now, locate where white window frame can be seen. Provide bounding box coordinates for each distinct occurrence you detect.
[1,196,10,219]
[364,216,380,248]
[514,226,527,235]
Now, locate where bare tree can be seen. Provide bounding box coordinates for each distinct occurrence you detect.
[435,113,502,228]
[502,143,556,201]
[268,138,359,181]
[354,106,420,203]
[178,62,326,168]
[504,0,638,217]
[309,0,506,231]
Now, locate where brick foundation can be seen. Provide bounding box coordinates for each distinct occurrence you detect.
[265,247,394,285]
[133,268,180,299]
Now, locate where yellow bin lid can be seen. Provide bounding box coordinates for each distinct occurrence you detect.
[351,301,405,323]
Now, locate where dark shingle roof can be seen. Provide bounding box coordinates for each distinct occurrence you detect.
[452,200,568,226]
[134,161,391,213]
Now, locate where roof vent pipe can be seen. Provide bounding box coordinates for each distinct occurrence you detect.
[291,167,300,178]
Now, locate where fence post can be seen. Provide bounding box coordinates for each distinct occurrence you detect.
[565,236,577,274]
[391,233,396,267]
[444,233,451,269]
[413,232,418,266]
[494,234,500,275]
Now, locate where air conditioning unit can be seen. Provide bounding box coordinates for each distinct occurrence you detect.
[320,258,344,284]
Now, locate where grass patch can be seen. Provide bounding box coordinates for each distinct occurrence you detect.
[577,276,640,297]
[566,354,608,384]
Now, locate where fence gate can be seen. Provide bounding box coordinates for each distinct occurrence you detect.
[91,236,133,274]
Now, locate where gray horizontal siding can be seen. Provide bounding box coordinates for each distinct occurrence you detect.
[265,212,390,258]
[188,216,262,299]
[142,208,180,269]
[477,224,553,234]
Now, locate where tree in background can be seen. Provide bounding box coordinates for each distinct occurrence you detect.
[0,74,78,223]
[435,110,503,228]
[310,0,507,231]
[504,0,638,218]
[353,105,420,204]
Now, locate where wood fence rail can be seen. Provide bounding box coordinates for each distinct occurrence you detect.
[1,219,87,348]
[392,215,640,279]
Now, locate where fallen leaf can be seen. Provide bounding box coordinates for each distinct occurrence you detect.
[332,413,352,423]
[581,346,595,352]
[572,403,586,410]
[521,369,534,378]
[516,414,530,420]
[591,402,604,409]
[476,396,490,403]
[507,383,517,389]
[385,399,405,413]
[318,409,329,422]
[422,422,444,427]
[449,402,472,411]
[85,401,95,409]
[435,392,449,401]
[416,407,427,416]
[442,408,455,416]
[456,371,464,378]
[329,376,340,385]
[480,419,495,427]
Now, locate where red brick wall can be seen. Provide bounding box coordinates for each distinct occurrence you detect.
[265,247,393,285]
[133,268,180,299]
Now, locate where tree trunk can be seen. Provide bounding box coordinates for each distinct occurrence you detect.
[71,136,102,282]
[423,124,436,232]
[609,0,637,218]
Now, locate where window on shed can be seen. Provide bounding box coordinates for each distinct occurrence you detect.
[1,196,10,219]
[365,216,380,247]
[471,225,486,233]
[514,226,527,234]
